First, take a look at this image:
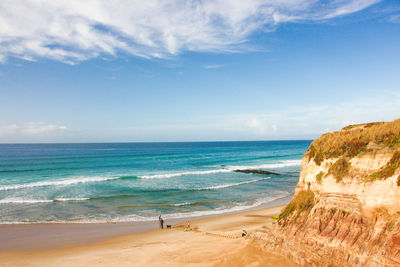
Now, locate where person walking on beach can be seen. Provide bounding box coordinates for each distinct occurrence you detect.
[159,215,164,229]
[242,229,247,237]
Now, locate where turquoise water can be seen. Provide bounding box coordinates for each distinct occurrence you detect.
[0,141,310,223]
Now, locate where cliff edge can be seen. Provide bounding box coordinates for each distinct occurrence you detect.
[254,119,400,266]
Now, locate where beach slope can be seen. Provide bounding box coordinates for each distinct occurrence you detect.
[0,205,298,267]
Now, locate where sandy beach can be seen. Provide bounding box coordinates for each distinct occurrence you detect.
[0,200,298,266]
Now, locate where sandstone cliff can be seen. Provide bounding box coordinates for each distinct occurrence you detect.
[254,119,400,266]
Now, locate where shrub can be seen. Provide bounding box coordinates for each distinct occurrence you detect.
[305,119,400,163]
[316,171,324,184]
[388,218,398,231]
[369,151,400,180]
[381,151,400,177]
[279,190,315,222]
[367,172,379,181]
[341,123,365,131]
[329,158,351,182]
[307,145,316,160]
[391,136,400,147]
[344,139,368,157]
[342,122,383,131]
[307,145,324,165]
[314,151,324,165]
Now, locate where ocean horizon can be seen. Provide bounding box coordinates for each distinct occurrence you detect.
[0,140,310,224]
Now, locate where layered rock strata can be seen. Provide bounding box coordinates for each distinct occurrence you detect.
[255,119,400,266]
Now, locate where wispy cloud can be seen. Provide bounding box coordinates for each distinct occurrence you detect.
[0,123,67,137]
[390,14,400,23]
[246,118,277,135]
[204,64,227,69]
[88,92,400,142]
[234,92,400,139]
[0,0,379,64]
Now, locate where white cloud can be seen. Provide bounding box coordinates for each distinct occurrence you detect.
[0,123,67,137]
[390,14,400,23]
[104,92,399,142]
[0,0,379,64]
[236,91,400,139]
[246,118,269,135]
[204,64,227,69]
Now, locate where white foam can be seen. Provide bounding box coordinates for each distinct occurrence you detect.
[199,177,270,190]
[172,202,192,206]
[0,193,292,224]
[0,199,53,204]
[152,195,287,220]
[0,176,119,191]
[158,193,293,220]
[139,169,232,179]
[64,194,288,223]
[0,159,301,191]
[140,159,301,179]
[228,159,302,170]
[54,198,90,202]
[0,197,90,204]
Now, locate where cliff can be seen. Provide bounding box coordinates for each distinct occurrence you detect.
[253,119,400,266]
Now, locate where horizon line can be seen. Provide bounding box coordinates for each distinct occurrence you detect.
[0,139,313,145]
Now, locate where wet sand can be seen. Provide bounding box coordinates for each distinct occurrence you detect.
[0,195,292,251]
[0,196,297,266]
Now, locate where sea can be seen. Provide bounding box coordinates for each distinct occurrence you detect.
[0,141,311,224]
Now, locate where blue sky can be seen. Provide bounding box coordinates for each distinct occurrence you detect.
[0,0,399,143]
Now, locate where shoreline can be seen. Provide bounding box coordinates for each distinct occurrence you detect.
[0,198,298,266]
[0,194,292,252]
[0,193,292,225]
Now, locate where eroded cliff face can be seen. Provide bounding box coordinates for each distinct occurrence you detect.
[254,120,400,266]
[297,152,400,214]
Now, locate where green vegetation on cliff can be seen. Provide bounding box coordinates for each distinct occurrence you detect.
[369,151,400,180]
[306,119,400,166]
[279,190,315,223]
[341,122,383,131]
[328,158,351,182]
[316,171,324,184]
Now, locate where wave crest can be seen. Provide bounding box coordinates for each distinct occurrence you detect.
[0,198,90,204]
[0,176,119,191]
[172,202,192,206]
[138,169,231,179]
[0,159,300,191]
[138,160,300,179]
[199,177,270,190]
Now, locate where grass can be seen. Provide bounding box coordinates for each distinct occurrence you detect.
[306,119,400,165]
[328,157,351,182]
[369,151,400,180]
[388,217,398,231]
[372,208,400,231]
[278,190,315,222]
[316,171,324,184]
[367,172,379,180]
[342,122,383,131]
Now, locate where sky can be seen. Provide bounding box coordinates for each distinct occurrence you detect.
[0,0,399,143]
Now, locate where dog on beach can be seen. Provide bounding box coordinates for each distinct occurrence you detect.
[166,225,172,229]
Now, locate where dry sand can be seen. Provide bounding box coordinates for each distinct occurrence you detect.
[0,205,298,266]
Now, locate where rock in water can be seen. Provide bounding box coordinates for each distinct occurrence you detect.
[234,169,280,175]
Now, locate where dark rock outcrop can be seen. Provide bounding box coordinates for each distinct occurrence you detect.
[234,169,280,175]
